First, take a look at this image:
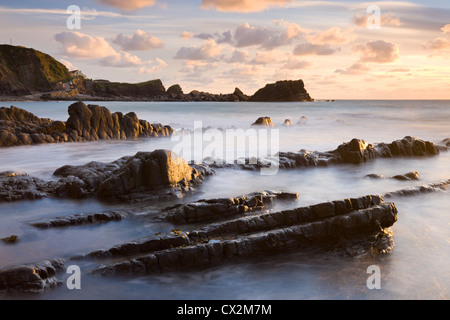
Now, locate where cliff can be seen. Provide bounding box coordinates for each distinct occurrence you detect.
[0,45,72,95]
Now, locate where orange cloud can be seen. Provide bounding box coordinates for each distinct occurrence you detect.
[54,31,116,59]
[174,39,222,61]
[200,0,293,12]
[98,0,156,11]
[441,24,450,34]
[308,27,355,45]
[353,12,402,28]
[353,40,400,63]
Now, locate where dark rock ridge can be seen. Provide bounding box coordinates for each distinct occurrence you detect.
[208,136,443,171]
[0,102,174,147]
[91,195,397,276]
[248,80,313,102]
[0,259,65,293]
[161,191,299,224]
[0,150,213,203]
[29,210,128,229]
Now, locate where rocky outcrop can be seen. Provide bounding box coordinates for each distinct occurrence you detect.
[383,179,450,198]
[91,195,397,276]
[161,191,299,224]
[0,102,175,148]
[30,210,128,229]
[251,117,275,127]
[209,137,443,171]
[0,45,72,96]
[0,171,49,202]
[0,259,65,293]
[88,79,166,99]
[97,150,213,201]
[248,80,313,102]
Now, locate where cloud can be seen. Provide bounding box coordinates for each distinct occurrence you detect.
[308,27,355,45]
[100,51,143,67]
[353,12,402,28]
[424,38,450,50]
[442,24,450,34]
[112,30,164,51]
[223,65,262,78]
[179,61,218,78]
[55,31,144,68]
[174,39,222,61]
[335,62,371,75]
[59,59,77,71]
[226,49,249,63]
[353,40,400,63]
[200,0,293,13]
[293,43,338,56]
[249,51,277,65]
[181,31,193,40]
[97,0,157,11]
[138,58,168,74]
[280,58,312,70]
[54,31,117,59]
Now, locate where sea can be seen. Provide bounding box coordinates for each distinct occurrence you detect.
[0,100,449,300]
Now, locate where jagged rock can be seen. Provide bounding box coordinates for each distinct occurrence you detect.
[0,103,175,148]
[209,137,442,171]
[162,191,299,224]
[283,119,293,127]
[0,171,48,202]
[91,195,397,276]
[30,211,128,229]
[97,150,214,200]
[248,80,313,102]
[1,235,18,244]
[251,117,274,127]
[0,259,65,293]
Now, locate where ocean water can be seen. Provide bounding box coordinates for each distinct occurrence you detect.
[0,100,449,300]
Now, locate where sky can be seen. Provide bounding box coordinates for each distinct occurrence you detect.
[0,0,449,99]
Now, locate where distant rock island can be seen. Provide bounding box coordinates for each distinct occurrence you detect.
[0,44,313,102]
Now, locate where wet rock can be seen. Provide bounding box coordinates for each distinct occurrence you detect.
[392,171,420,181]
[334,139,377,164]
[91,194,396,276]
[251,117,274,127]
[30,210,128,229]
[97,150,214,201]
[366,174,385,179]
[0,172,48,202]
[283,119,293,127]
[383,179,450,198]
[1,235,19,244]
[162,191,299,224]
[0,259,65,293]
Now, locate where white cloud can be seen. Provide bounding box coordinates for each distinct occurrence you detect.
[100,51,143,67]
[54,31,116,59]
[441,24,450,34]
[139,58,168,73]
[174,39,222,61]
[113,29,164,51]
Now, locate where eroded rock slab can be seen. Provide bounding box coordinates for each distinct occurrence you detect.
[90,195,397,276]
[30,210,128,229]
[161,191,299,224]
[0,259,65,293]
